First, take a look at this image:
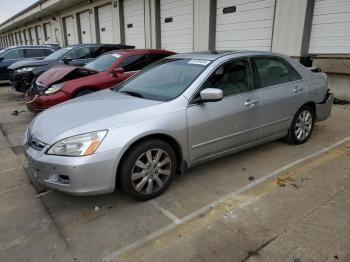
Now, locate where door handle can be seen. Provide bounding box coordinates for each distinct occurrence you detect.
[293,86,304,93]
[244,99,258,107]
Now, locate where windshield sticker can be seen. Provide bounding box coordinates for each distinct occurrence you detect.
[112,54,121,58]
[188,59,211,66]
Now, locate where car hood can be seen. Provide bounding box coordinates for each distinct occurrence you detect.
[36,65,97,87]
[29,89,166,144]
[8,59,52,70]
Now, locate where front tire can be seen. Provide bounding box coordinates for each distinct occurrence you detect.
[119,139,177,200]
[286,105,315,145]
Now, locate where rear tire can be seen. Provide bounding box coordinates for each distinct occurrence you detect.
[74,89,96,98]
[119,139,177,200]
[285,105,315,145]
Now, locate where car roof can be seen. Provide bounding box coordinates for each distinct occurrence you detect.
[5,45,59,49]
[66,44,135,49]
[170,50,283,61]
[102,49,175,55]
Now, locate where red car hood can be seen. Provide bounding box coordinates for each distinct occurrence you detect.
[36,65,97,87]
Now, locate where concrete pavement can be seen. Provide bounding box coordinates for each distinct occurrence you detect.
[0,85,349,262]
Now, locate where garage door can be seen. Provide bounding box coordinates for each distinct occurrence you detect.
[124,0,146,48]
[309,0,350,54]
[97,5,114,44]
[35,25,43,44]
[44,23,53,43]
[216,0,276,51]
[79,11,92,44]
[64,16,76,46]
[160,0,193,53]
[30,28,36,44]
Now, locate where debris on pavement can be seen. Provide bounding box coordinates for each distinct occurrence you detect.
[276,177,295,187]
[94,206,101,211]
[11,110,27,116]
[248,176,255,181]
[333,98,350,105]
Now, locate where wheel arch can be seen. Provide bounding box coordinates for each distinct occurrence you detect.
[116,133,186,186]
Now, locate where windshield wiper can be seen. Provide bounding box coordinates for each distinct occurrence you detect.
[118,90,144,98]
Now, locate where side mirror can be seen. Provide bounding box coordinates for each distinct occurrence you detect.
[198,88,223,103]
[63,57,73,64]
[0,57,4,62]
[112,67,124,77]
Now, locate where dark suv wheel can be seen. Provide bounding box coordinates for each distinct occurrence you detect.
[286,105,315,145]
[119,139,177,200]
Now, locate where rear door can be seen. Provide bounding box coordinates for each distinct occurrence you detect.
[123,0,146,48]
[97,5,114,44]
[64,16,76,46]
[79,11,92,44]
[253,56,306,139]
[187,58,259,162]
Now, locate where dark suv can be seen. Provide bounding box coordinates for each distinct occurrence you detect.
[9,44,134,92]
[0,45,59,81]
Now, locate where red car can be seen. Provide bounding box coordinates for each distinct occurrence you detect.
[25,49,175,111]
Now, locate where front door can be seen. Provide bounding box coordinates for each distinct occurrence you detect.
[187,59,260,162]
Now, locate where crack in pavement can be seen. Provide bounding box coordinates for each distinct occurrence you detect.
[240,235,279,262]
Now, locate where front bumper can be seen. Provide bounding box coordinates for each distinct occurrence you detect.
[10,71,35,93]
[316,92,334,122]
[24,145,125,196]
[25,91,71,111]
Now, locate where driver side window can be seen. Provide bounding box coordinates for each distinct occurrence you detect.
[202,59,253,97]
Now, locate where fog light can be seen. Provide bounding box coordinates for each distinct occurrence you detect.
[49,174,59,183]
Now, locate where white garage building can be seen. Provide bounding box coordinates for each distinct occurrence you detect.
[0,0,349,97]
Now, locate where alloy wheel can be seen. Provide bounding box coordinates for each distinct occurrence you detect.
[131,148,172,195]
[295,110,313,141]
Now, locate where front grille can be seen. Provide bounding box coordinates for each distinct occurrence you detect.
[28,81,46,96]
[28,133,47,151]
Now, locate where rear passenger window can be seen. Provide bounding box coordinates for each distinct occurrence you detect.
[149,54,169,63]
[255,57,301,88]
[118,55,148,72]
[69,47,91,60]
[25,49,48,58]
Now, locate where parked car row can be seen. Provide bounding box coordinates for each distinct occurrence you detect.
[0,44,60,81]
[25,49,175,111]
[22,50,334,200]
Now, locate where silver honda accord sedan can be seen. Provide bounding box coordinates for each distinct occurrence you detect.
[24,51,333,200]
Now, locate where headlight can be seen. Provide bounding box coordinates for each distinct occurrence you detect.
[15,67,35,73]
[47,130,108,156]
[45,83,64,95]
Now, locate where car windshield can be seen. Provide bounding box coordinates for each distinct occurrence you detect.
[44,47,72,61]
[0,48,10,56]
[116,59,210,101]
[84,53,121,72]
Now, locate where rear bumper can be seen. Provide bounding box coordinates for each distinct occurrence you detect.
[316,92,334,122]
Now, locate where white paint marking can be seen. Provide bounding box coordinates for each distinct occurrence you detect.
[34,190,53,198]
[150,200,182,224]
[103,135,350,261]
